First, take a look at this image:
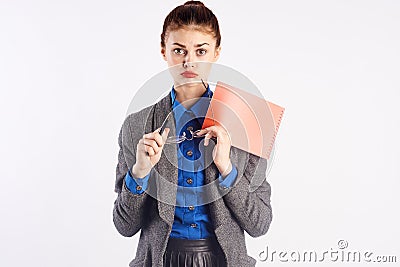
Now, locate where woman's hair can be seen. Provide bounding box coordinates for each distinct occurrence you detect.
[160,1,221,48]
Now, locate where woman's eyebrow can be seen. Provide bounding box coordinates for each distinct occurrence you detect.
[195,43,210,47]
[172,42,210,48]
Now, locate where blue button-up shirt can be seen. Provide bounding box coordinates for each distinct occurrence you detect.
[124,85,238,239]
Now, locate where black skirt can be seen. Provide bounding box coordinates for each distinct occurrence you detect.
[163,236,227,267]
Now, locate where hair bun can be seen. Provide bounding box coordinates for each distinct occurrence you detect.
[183,1,205,6]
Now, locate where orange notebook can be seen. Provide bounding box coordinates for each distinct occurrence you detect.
[202,81,285,159]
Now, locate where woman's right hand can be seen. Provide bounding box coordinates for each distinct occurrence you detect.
[131,127,170,178]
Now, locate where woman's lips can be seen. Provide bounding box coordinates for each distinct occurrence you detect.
[181,71,198,78]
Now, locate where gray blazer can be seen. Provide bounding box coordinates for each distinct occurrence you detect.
[113,93,272,267]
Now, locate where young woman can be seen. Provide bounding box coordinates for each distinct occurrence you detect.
[113,1,272,266]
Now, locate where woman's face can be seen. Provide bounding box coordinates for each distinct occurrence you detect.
[161,27,221,87]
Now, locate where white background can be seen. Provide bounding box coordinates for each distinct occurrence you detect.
[0,0,399,266]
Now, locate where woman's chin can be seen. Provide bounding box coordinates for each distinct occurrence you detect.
[174,77,202,87]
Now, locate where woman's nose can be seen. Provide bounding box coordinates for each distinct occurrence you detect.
[183,52,195,68]
[183,61,195,68]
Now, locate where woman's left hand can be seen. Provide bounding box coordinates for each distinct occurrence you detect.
[195,125,232,176]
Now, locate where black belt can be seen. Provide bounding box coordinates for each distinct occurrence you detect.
[166,236,224,253]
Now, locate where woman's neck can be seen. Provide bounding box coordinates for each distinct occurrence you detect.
[174,82,207,109]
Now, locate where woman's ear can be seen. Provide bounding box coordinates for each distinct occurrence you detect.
[213,46,221,62]
[161,45,167,61]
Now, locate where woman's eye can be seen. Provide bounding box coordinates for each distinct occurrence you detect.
[173,48,186,55]
[197,49,207,56]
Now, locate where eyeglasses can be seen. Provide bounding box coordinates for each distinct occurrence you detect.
[165,129,205,144]
[160,79,215,144]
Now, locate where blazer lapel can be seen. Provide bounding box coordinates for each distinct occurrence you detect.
[152,94,179,226]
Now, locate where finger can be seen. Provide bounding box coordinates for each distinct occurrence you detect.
[195,128,206,136]
[152,131,164,147]
[137,140,147,152]
[197,126,217,137]
[205,126,229,142]
[196,127,216,136]
[204,132,211,146]
[207,126,226,139]
[143,139,162,154]
[144,144,156,156]
[143,128,159,139]
[143,127,165,146]
[138,141,152,153]
[137,142,151,157]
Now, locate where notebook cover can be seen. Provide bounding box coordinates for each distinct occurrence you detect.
[202,81,285,159]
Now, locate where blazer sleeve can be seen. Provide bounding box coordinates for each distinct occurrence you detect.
[113,114,149,237]
[221,152,272,238]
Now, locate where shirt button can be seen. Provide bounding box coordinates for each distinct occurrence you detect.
[187,126,193,131]
[186,150,193,156]
[186,178,193,184]
[188,205,195,211]
[190,223,197,228]
[136,185,142,191]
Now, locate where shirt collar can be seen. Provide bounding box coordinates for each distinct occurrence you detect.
[170,84,213,120]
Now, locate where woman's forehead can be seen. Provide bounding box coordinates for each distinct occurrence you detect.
[165,27,216,46]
